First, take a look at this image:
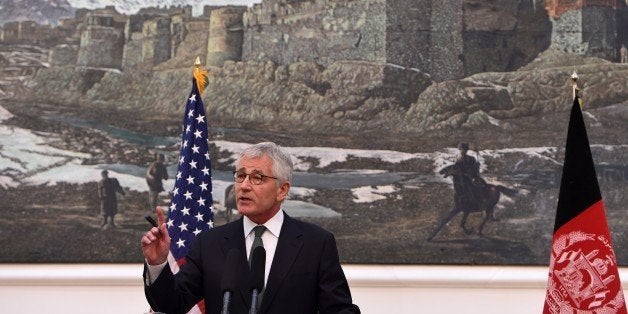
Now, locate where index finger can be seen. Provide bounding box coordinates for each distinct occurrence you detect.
[156,206,166,226]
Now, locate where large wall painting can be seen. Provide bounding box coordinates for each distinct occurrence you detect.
[0,0,626,265]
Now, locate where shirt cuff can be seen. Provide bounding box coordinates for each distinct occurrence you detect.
[145,260,167,286]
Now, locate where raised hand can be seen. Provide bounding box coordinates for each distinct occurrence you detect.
[141,207,171,265]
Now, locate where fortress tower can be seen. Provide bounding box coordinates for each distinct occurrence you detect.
[1,22,19,43]
[122,14,147,69]
[206,6,247,67]
[142,17,172,67]
[242,0,389,68]
[546,0,624,59]
[76,8,125,69]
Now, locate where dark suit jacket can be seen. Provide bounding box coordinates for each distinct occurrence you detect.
[145,212,360,314]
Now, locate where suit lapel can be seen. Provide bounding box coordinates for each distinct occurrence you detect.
[219,218,251,309]
[259,214,303,313]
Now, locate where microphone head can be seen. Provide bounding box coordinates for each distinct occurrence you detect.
[221,249,242,293]
[248,246,266,292]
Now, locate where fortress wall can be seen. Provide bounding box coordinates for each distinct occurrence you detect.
[504,1,553,70]
[141,17,172,67]
[170,15,187,58]
[0,22,20,44]
[460,1,552,78]
[385,1,432,72]
[122,34,143,69]
[551,9,586,54]
[429,0,464,81]
[620,5,628,48]
[122,16,147,69]
[582,6,618,59]
[1,21,56,45]
[463,1,525,75]
[179,19,210,60]
[1,22,19,43]
[18,21,46,43]
[207,7,247,67]
[242,0,387,67]
[77,24,125,69]
[550,2,621,58]
[49,44,78,66]
[125,15,146,39]
[38,0,624,79]
[317,0,387,64]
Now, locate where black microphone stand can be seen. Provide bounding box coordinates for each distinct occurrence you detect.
[248,246,266,314]
[221,249,242,314]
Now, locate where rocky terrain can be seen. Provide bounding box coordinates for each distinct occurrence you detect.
[12,44,628,137]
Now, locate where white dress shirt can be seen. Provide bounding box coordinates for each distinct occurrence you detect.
[243,209,283,287]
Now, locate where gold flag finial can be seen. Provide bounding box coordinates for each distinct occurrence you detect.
[570,70,578,83]
[193,57,209,95]
[570,71,581,105]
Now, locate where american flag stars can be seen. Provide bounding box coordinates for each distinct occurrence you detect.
[166,80,214,260]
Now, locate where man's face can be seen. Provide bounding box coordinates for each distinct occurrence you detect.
[235,155,290,224]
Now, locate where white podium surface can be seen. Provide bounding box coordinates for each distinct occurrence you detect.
[1,264,626,314]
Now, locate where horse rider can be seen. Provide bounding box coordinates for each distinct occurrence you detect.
[451,143,487,208]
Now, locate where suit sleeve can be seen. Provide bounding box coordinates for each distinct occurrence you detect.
[143,236,207,314]
[317,233,361,314]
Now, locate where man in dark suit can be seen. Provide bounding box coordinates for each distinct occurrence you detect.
[141,142,360,314]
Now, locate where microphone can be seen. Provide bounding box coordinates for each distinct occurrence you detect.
[248,246,266,314]
[221,249,242,314]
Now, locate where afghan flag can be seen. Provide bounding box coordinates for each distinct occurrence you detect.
[543,97,626,313]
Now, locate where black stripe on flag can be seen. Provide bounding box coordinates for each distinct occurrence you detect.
[553,96,602,232]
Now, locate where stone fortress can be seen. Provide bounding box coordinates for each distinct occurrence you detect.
[240,0,627,81]
[1,0,627,81]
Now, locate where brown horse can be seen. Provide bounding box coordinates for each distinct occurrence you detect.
[224,183,236,222]
[427,164,518,241]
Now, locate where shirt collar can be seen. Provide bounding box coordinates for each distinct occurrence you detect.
[243,210,284,238]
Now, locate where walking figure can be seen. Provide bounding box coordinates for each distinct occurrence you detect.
[98,170,126,228]
[146,153,168,213]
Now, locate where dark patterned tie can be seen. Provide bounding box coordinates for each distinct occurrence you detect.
[249,225,266,267]
[249,225,267,309]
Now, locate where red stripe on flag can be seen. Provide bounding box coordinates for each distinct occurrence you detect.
[544,200,626,313]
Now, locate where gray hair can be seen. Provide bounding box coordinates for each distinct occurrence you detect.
[236,142,293,184]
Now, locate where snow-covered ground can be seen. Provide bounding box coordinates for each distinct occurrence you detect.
[0,102,573,208]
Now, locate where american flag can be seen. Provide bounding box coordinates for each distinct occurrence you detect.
[162,77,214,314]
[166,77,214,265]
